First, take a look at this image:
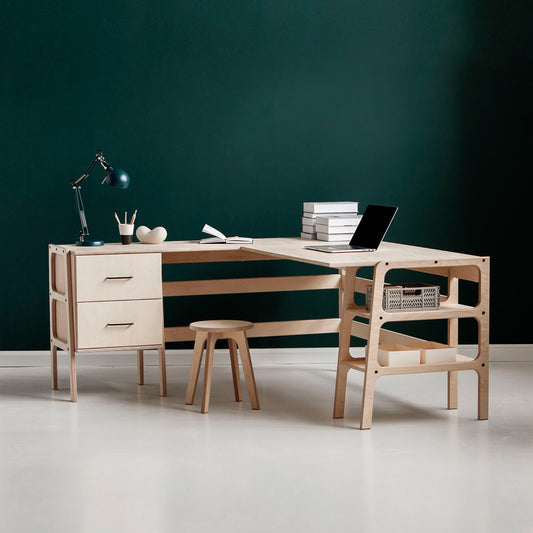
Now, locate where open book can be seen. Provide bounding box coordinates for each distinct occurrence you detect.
[199,224,253,244]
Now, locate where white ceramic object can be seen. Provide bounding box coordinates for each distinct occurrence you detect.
[136,225,167,244]
[118,223,134,236]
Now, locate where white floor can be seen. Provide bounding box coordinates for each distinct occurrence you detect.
[1,357,532,533]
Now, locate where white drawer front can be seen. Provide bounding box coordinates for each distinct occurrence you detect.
[75,253,161,302]
[76,299,163,350]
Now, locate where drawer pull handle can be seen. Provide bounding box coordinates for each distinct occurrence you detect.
[106,322,134,327]
[105,276,133,280]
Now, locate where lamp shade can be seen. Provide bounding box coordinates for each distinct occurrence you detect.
[105,168,130,189]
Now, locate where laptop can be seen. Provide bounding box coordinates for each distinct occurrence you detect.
[304,204,398,253]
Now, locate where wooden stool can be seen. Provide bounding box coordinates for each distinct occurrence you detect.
[185,320,260,413]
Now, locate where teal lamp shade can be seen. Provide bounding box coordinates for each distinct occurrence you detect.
[105,168,130,189]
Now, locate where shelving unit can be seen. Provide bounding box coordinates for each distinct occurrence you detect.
[333,256,490,429]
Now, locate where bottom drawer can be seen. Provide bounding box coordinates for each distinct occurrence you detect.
[412,342,457,364]
[76,299,163,350]
[377,344,421,366]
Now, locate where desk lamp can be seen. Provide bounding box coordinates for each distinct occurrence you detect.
[69,151,130,246]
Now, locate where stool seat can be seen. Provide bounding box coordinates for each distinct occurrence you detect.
[190,320,253,333]
[185,320,260,413]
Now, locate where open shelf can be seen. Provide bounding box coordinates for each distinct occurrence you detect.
[349,303,481,322]
[343,353,477,375]
[335,253,489,428]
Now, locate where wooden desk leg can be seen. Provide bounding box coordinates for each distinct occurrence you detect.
[158,347,167,397]
[333,268,357,419]
[447,319,459,410]
[360,370,378,430]
[360,262,387,430]
[137,350,144,386]
[333,311,355,419]
[360,319,381,430]
[66,251,77,402]
[51,343,58,390]
[447,272,459,409]
[477,259,490,420]
[333,366,350,419]
[228,338,242,402]
[447,371,458,410]
[69,350,77,403]
[477,364,489,420]
[477,313,489,418]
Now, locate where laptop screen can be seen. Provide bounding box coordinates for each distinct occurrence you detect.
[350,205,398,248]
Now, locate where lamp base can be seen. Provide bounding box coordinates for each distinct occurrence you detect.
[76,239,104,246]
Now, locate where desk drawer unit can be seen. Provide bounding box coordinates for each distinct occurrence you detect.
[73,252,163,351]
[76,299,163,349]
[75,253,162,302]
[49,246,167,402]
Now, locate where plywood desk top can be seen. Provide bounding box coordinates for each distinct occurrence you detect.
[52,240,243,255]
[241,239,484,268]
[52,238,485,268]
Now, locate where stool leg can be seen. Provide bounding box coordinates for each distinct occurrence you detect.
[186,331,207,405]
[228,338,242,402]
[235,331,260,410]
[201,333,217,413]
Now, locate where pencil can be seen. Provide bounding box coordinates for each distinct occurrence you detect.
[114,212,121,224]
[130,210,137,224]
[124,211,127,224]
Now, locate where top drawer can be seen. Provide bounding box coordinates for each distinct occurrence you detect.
[75,253,162,302]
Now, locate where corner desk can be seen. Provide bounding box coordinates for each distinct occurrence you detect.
[49,239,489,429]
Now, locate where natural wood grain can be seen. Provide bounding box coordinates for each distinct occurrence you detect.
[190,320,253,333]
[163,274,341,297]
[201,333,216,413]
[75,253,161,302]
[235,330,260,410]
[137,350,144,385]
[186,321,259,413]
[185,331,208,405]
[228,338,242,402]
[49,247,166,402]
[50,239,489,427]
[335,257,490,429]
[165,318,341,343]
[76,299,163,350]
[333,268,357,419]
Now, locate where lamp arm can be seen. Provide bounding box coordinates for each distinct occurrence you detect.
[68,152,108,242]
[70,151,111,186]
[72,184,90,241]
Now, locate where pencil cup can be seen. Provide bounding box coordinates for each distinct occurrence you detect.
[119,223,134,245]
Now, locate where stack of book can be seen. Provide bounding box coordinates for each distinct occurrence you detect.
[315,214,362,241]
[301,202,359,240]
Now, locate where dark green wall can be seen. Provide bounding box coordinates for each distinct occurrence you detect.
[1,1,530,349]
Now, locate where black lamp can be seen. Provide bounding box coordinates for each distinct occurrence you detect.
[69,151,130,246]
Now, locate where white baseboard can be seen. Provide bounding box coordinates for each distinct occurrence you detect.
[0,345,531,367]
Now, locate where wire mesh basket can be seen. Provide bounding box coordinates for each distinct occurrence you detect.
[366,283,440,312]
